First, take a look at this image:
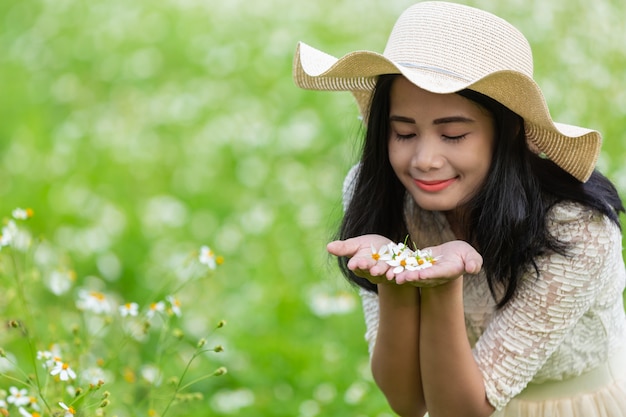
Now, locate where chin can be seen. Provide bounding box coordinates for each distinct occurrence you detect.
[410,197,457,212]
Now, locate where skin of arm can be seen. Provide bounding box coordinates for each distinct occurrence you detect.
[328,237,495,417]
[419,279,494,417]
[371,282,425,417]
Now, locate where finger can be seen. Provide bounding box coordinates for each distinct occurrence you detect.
[348,255,381,273]
[369,262,389,277]
[463,254,483,274]
[327,238,365,257]
[385,268,396,281]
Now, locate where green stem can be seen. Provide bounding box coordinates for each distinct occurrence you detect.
[177,367,225,392]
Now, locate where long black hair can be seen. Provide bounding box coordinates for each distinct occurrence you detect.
[338,74,624,308]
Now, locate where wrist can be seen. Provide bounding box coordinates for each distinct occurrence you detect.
[378,281,420,306]
[421,276,463,299]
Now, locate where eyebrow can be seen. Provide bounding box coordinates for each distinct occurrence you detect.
[389,115,475,125]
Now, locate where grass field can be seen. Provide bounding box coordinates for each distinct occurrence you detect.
[1,0,625,416]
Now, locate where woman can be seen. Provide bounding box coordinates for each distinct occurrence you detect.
[293,2,626,417]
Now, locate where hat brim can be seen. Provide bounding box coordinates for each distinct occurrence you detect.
[293,41,601,182]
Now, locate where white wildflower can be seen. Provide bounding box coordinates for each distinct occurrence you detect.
[76,290,113,314]
[7,386,30,407]
[50,360,77,381]
[198,245,217,269]
[119,302,139,317]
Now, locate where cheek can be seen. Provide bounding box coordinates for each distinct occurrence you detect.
[471,146,493,183]
[388,141,411,167]
[388,147,408,175]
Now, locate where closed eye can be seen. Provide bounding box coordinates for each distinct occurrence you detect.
[394,132,415,141]
[442,134,467,141]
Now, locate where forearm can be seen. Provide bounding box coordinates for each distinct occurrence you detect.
[419,278,494,417]
[371,283,426,417]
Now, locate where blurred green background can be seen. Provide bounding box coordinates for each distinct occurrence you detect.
[1,0,625,416]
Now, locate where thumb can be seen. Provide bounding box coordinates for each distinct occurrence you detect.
[327,238,361,257]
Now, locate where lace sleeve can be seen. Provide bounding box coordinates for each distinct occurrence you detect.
[473,204,616,410]
[342,163,360,212]
[360,287,380,357]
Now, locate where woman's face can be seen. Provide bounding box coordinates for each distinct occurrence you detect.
[388,77,495,213]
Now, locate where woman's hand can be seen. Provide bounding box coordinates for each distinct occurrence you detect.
[327,234,395,284]
[394,240,483,286]
[328,236,483,287]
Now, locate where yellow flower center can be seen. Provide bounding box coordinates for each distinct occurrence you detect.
[90,291,106,301]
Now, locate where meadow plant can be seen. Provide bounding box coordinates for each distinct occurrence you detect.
[0,209,225,417]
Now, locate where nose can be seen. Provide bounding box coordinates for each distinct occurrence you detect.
[411,137,444,172]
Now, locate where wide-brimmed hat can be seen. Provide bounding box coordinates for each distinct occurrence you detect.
[293,1,600,182]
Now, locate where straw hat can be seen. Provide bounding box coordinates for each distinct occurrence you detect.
[293,1,600,182]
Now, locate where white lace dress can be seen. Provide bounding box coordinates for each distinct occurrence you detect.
[344,168,626,416]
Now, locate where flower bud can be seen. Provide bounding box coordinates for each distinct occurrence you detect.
[213,367,227,376]
[173,328,184,340]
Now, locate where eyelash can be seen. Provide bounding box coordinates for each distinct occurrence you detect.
[442,134,467,141]
[393,133,468,141]
[394,133,415,141]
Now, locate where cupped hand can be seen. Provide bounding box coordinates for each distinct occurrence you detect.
[393,240,483,286]
[327,234,395,284]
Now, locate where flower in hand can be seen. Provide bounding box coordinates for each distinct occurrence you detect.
[328,235,482,287]
[372,242,438,274]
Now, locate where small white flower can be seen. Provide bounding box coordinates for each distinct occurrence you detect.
[166,295,182,317]
[37,344,64,369]
[7,386,30,407]
[119,302,139,317]
[12,208,33,220]
[140,364,162,385]
[370,244,391,262]
[386,250,413,274]
[0,219,32,250]
[81,366,107,385]
[19,407,38,417]
[198,245,217,269]
[404,248,438,271]
[383,241,438,275]
[17,396,40,415]
[50,360,77,381]
[47,269,75,295]
[59,402,76,416]
[76,290,113,314]
[0,220,18,247]
[37,350,56,369]
[146,301,166,318]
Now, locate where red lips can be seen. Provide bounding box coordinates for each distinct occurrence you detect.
[413,178,457,192]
